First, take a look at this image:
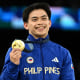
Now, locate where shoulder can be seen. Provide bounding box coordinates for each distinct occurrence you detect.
[48,40,70,56]
[49,40,68,51]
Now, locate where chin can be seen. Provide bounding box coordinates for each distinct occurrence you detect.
[37,33,45,36]
[36,33,47,38]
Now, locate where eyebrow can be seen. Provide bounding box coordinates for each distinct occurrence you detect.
[31,15,48,19]
[41,15,48,18]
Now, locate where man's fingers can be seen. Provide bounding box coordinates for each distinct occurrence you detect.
[10,49,22,59]
[10,49,22,65]
[12,48,21,53]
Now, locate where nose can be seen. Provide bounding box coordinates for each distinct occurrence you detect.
[37,19,43,25]
[37,24,43,26]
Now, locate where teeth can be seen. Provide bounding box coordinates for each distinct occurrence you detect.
[36,24,46,29]
[39,27,44,29]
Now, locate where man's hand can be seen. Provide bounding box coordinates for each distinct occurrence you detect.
[10,48,22,65]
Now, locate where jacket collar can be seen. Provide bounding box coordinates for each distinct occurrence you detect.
[27,34,49,43]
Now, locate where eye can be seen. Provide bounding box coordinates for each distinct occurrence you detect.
[32,18,37,22]
[42,18,47,20]
[32,19,37,21]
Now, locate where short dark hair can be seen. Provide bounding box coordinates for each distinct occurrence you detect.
[23,2,51,22]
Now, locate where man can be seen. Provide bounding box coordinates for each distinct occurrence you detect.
[0,2,75,80]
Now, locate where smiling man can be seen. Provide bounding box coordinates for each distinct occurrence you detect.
[0,2,75,80]
[23,7,51,39]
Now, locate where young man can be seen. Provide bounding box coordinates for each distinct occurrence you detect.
[0,2,75,80]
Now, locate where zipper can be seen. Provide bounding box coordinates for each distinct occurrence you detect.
[40,44,45,80]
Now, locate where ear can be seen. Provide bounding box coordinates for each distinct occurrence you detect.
[49,20,51,28]
[24,22,29,30]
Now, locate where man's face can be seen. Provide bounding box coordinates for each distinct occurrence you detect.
[24,9,51,39]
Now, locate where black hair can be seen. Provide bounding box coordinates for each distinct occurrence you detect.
[23,2,51,22]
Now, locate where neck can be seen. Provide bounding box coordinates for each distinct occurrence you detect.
[29,34,48,39]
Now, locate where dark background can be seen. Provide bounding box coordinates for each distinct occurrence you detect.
[0,0,80,80]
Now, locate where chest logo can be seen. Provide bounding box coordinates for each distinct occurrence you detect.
[27,57,34,64]
[52,57,59,62]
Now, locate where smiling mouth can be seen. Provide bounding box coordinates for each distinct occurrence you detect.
[35,27,45,29]
[35,24,46,29]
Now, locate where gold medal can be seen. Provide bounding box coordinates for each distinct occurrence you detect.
[12,40,25,51]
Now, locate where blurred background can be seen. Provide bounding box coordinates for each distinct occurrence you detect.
[0,0,80,79]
